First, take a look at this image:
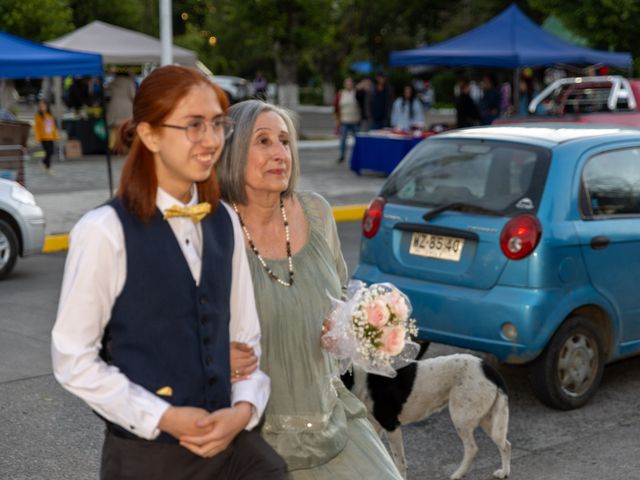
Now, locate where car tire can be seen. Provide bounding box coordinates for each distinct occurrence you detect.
[528,315,604,410]
[0,218,18,280]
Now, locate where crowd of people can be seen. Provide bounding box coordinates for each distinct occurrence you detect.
[333,73,434,163]
[454,73,545,128]
[332,70,544,145]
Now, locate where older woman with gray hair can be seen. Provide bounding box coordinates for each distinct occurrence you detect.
[217,100,402,479]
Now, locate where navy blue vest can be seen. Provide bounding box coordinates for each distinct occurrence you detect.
[105,198,233,443]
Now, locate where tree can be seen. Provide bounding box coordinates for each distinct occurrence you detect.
[67,0,149,35]
[174,0,336,107]
[0,0,74,41]
[529,0,640,69]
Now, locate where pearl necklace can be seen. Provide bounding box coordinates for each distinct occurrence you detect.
[232,197,294,287]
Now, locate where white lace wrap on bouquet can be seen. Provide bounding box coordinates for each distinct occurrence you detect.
[324,280,419,377]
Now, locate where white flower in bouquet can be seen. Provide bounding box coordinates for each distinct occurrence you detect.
[324,281,419,377]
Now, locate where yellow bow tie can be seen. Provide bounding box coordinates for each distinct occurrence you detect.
[163,202,211,223]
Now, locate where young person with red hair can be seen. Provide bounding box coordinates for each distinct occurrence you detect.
[51,65,286,479]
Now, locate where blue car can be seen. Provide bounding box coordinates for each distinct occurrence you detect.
[353,124,640,410]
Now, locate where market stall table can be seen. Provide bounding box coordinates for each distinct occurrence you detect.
[62,118,106,154]
[349,131,429,175]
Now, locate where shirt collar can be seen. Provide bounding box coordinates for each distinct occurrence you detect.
[156,185,199,213]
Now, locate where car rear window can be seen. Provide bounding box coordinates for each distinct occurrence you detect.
[382,139,551,216]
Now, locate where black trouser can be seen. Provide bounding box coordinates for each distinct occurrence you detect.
[41,140,54,169]
[100,428,287,480]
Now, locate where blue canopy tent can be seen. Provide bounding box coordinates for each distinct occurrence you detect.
[0,30,102,79]
[390,4,632,69]
[0,31,114,194]
[350,61,373,74]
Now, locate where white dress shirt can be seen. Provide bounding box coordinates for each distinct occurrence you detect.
[51,187,269,440]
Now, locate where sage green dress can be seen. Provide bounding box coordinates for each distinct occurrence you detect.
[245,192,402,479]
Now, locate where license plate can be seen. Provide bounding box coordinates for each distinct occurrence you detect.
[409,232,465,262]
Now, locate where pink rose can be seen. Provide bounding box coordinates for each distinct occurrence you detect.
[380,325,406,356]
[385,291,409,321]
[365,299,390,328]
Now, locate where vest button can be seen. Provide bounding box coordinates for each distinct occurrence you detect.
[203,337,210,345]
[200,316,207,325]
[199,296,208,305]
[208,377,215,386]
[205,355,212,365]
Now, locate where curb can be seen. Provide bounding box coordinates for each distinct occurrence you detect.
[331,204,366,223]
[42,234,69,253]
[42,204,367,253]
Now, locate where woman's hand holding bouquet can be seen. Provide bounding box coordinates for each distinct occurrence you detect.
[323,281,419,377]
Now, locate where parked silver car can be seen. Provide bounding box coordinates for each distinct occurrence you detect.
[209,75,252,104]
[0,179,45,279]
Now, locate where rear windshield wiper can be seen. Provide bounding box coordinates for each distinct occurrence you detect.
[423,202,502,222]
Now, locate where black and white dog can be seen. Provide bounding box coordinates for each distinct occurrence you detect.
[342,344,511,479]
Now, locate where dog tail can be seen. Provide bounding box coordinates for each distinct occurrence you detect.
[481,361,510,445]
[481,360,508,396]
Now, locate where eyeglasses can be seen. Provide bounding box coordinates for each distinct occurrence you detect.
[162,116,235,142]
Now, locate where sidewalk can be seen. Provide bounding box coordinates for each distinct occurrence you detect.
[26,137,379,247]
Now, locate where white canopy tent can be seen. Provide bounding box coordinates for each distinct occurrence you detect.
[46,21,198,66]
[45,22,198,195]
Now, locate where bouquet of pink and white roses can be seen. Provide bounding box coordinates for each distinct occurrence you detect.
[323,281,419,377]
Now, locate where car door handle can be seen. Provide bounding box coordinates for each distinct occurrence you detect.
[590,235,609,250]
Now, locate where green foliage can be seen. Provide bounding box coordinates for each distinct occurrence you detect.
[0,0,74,41]
[67,0,147,33]
[529,0,640,60]
[299,86,324,105]
[4,0,630,99]
[430,70,458,105]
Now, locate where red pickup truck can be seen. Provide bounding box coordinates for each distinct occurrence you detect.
[495,75,640,127]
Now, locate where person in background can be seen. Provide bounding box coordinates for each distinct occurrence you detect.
[253,71,268,101]
[369,73,393,129]
[217,99,403,479]
[500,81,512,115]
[106,71,136,153]
[420,79,435,110]
[517,78,544,115]
[67,77,89,114]
[51,65,286,480]
[88,76,103,106]
[355,77,371,131]
[390,84,425,132]
[479,74,501,125]
[33,99,59,171]
[517,79,533,115]
[334,77,360,163]
[455,79,482,128]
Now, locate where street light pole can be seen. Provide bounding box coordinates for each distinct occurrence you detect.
[160,0,173,66]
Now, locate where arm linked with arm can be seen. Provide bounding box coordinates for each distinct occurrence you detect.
[225,203,271,430]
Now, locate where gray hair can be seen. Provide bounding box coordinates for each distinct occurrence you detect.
[217,100,300,205]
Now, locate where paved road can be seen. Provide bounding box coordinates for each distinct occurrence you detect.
[5,108,640,479]
[3,227,640,479]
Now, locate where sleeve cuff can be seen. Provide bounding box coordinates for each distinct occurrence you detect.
[231,370,270,431]
[125,385,171,440]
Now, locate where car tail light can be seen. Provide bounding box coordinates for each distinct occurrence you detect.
[362,197,385,238]
[500,214,541,260]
